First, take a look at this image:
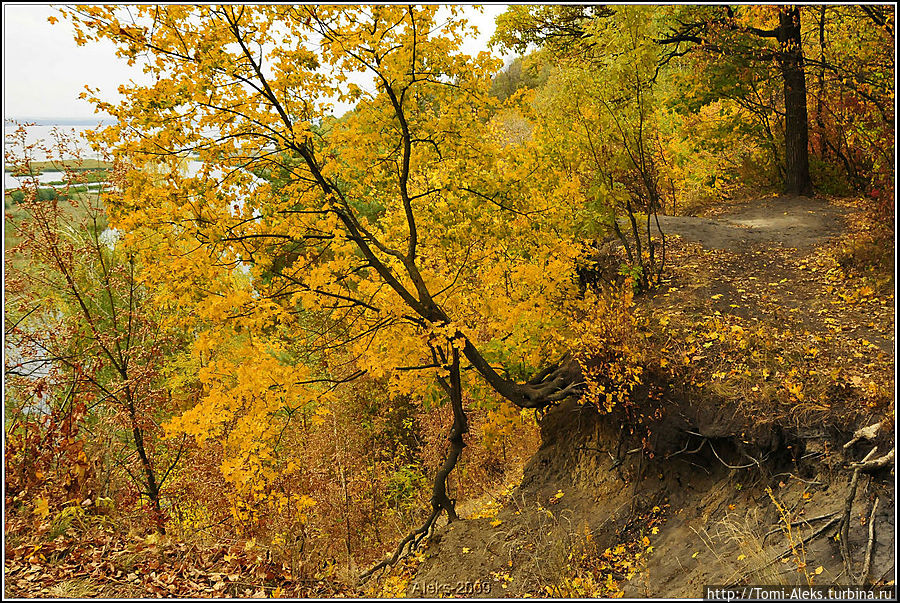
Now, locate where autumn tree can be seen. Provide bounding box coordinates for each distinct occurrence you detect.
[494,5,672,290]
[61,5,598,565]
[802,6,894,218]
[4,128,181,531]
[495,5,817,195]
[662,5,894,211]
[656,5,814,195]
[489,54,551,102]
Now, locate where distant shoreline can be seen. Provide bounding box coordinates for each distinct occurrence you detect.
[4,159,112,174]
[4,118,116,127]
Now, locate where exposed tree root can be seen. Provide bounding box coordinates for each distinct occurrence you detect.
[843,422,884,449]
[840,446,877,582]
[358,507,442,583]
[850,447,894,471]
[861,496,879,585]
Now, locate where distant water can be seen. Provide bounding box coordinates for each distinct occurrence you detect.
[3,120,212,192]
[4,121,109,160]
[5,121,114,408]
[4,170,108,190]
[4,121,114,189]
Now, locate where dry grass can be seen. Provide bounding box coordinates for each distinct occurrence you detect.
[711,510,791,586]
[45,578,103,598]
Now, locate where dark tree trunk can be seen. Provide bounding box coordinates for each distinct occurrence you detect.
[431,347,467,522]
[359,346,468,580]
[777,7,813,196]
[125,388,165,533]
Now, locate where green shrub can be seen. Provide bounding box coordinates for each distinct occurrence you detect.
[37,188,59,201]
[809,157,853,196]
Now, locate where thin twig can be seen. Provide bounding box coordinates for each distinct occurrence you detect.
[771,472,823,486]
[861,496,879,585]
[763,511,839,541]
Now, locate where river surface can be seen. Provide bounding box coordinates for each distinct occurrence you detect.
[4,122,207,190]
[4,123,108,189]
[4,122,209,414]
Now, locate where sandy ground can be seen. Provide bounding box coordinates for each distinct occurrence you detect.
[651,195,893,353]
[656,196,846,251]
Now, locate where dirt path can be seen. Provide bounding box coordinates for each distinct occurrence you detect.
[657,195,846,251]
[654,195,894,353]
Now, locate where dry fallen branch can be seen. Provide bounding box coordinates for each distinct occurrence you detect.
[742,516,841,582]
[763,511,839,542]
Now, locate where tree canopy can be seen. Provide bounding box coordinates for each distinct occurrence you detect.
[54,6,609,553]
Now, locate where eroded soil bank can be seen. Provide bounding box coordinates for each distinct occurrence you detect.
[404,196,895,598]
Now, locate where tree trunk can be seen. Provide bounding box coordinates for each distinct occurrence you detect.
[125,388,165,533]
[778,7,813,196]
[431,347,468,521]
[358,346,468,581]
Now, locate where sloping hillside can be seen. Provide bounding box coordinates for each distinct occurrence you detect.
[390,195,895,598]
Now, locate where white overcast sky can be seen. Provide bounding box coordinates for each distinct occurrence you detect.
[2,4,512,121]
